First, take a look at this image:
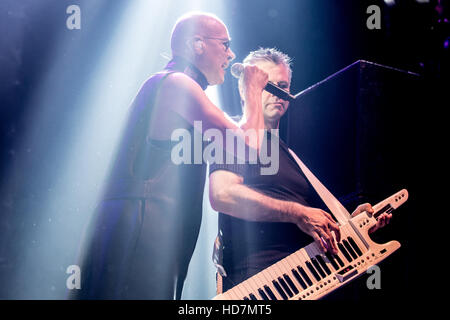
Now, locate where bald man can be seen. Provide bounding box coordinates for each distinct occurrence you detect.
[73,12,268,300]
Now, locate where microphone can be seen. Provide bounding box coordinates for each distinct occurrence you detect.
[230,63,296,101]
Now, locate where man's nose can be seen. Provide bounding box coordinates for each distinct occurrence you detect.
[228,48,236,62]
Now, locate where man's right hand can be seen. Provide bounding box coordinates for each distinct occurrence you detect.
[291,203,341,255]
[238,64,268,148]
[241,64,268,108]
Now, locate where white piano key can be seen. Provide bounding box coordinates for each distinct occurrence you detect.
[231,282,249,299]
[224,285,242,300]
[224,290,240,300]
[240,276,261,299]
[241,278,254,297]
[341,225,366,254]
[283,254,310,291]
[310,244,332,269]
[304,242,321,259]
[286,250,303,270]
[307,245,329,276]
[257,271,281,300]
[283,253,298,270]
[284,255,308,292]
[272,260,296,293]
[251,273,271,300]
[270,259,293,282]
[303,253,324,281]
[272,259,289,276]
[318,253,335,277]
[321,251,339,272]
[332,240,350,268]
[249,266,276,296]
[289,249,307,268]
[340,223,353,237]
[278,259,301,294]
[287,250,313,288]
[278,259,295,278]
[297,249,320,284]
[262,266,286,300]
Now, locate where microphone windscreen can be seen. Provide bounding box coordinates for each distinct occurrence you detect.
[230,63,244,79]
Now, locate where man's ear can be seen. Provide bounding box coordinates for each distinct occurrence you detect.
[188,36,204,54]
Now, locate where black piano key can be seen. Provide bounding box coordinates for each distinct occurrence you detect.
[298,266,313,286]
[325,252,339,271]
[347,237,363,256]
[263,285,277,300]
[334,253,345,267]
[278,277,294,298]
[311,258,327,278]
[374,204,391,219]
[316,255,332,275]
[283,274,299,295]
[292,269,307,289]
[305,261,321,281]
[249,293,258,300]
[338,243,353,262]
[243,296,250,300]
[343,239,358,260]
[272,280,288,300]
[258,288,269,300]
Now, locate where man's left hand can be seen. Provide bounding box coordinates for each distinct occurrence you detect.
[351,203,392,234]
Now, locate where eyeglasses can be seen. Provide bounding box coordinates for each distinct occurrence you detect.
[202,36,231,51]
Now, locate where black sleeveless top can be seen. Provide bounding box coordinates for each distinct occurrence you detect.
[103,56,209,277]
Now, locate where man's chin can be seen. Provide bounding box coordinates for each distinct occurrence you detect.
[269,105,285,115]
[209,76,225,86]
[265,112,283,123]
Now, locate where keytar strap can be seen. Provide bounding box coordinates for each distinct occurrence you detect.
[288,148,350,225]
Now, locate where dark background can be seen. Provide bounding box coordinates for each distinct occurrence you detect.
[0,0,447,300]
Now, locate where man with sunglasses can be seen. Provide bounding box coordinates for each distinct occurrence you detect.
[74,12,268,300]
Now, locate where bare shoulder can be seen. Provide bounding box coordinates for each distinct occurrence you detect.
[156,71,213,116]
[159,71,203,94]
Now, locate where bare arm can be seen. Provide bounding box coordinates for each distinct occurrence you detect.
[209,169,341,254]
[210,169,297,223]
[156,66,266,149]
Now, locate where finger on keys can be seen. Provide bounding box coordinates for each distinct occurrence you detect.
[313,233,327,254]
[320,229,338,255]
[328,221,341,243]
[321,237,337,255]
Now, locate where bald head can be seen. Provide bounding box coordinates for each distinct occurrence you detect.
[169,12,235,85]
[170,12,226,57]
